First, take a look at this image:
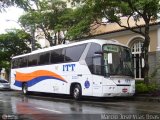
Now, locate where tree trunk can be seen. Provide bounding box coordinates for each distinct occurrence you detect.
[31,26,36,51]
[58,30,61,44]
[48,35,54,46]
[143,25,150,85]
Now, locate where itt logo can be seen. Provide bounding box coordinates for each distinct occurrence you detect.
[63,64,76,71]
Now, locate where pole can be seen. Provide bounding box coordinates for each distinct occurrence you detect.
[0,67,2,79]
[31,25,35,51]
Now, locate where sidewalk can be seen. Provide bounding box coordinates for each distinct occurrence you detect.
[132,94,160,103]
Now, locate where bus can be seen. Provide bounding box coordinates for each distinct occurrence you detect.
[10,39,135,100]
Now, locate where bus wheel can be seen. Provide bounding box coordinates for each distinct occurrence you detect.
[22,83,28,95]
[73,84,82,100]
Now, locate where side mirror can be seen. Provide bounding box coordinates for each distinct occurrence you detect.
[108,53,113,64]
[94,51,103,55]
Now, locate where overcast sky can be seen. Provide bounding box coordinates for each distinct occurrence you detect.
[0,7,24,34]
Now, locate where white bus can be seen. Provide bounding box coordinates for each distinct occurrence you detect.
[10,39,135,100]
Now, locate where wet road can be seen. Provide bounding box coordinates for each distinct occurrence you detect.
[0,91,160,120]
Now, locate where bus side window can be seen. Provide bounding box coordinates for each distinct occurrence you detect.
[28,54,38,66]
[93,55,102,75]
[85,43,101,74]
[12,59,19,68]
[19,57,28,67]
[65,44,86,62]
[50,49,65,64]
[38,52,50,65]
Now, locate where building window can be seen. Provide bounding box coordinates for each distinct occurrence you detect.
[130,39,144,79]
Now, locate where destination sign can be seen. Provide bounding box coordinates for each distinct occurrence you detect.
[103,45,119,52]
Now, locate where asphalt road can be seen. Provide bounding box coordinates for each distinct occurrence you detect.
[0,90,160,120]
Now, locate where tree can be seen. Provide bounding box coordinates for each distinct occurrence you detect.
[70,0,160,84]
[0,0,32,11]
[58,5,95,40]
[19,0,70,46]
[0,29,35,72]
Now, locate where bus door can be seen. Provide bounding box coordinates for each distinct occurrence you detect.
[92,55,103,96]
[92,75,103,96]
[81,75,93,96]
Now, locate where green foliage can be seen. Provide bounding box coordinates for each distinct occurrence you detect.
[0,0,33,11]
[0,29,32,70]
[56,8,74,30]
[135,81,159,94]
[136,82,149,93]
[19,0,69,46]
[148,84,159,93]
[68,0,160,40]
[62,4,98,40]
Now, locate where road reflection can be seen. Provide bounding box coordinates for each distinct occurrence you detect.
[11,96,61,120]
[10,96,101,120]
[0,91,160,120]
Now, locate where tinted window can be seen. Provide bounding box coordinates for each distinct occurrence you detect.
[50,49,65,64]
[19,57,28,67]
[65,44,86,62]
[85,43,101,74]
[12,59,19,68]
[93,56,102,75]
[38,52,50,65]
[28,54,38,66]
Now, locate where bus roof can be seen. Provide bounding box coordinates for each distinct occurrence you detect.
[12,39,126,59]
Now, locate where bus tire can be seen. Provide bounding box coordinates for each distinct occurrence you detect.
[22,83,28,95]
[72,84,82,100]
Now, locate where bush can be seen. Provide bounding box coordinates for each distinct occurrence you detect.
[147,84,159,93]
[135,81,159,94]
[136,83,148,93]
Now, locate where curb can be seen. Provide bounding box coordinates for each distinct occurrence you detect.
[132,96,160,103]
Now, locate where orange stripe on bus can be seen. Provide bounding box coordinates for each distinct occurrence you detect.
[16,70,65,82]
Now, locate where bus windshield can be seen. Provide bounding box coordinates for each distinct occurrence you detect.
[103,44,134,77]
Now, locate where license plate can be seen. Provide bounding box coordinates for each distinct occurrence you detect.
[122,88,128,93]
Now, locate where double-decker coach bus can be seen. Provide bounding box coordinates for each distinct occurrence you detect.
[10,39,135,100]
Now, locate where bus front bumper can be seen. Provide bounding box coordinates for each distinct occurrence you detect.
[102,85,135,97]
